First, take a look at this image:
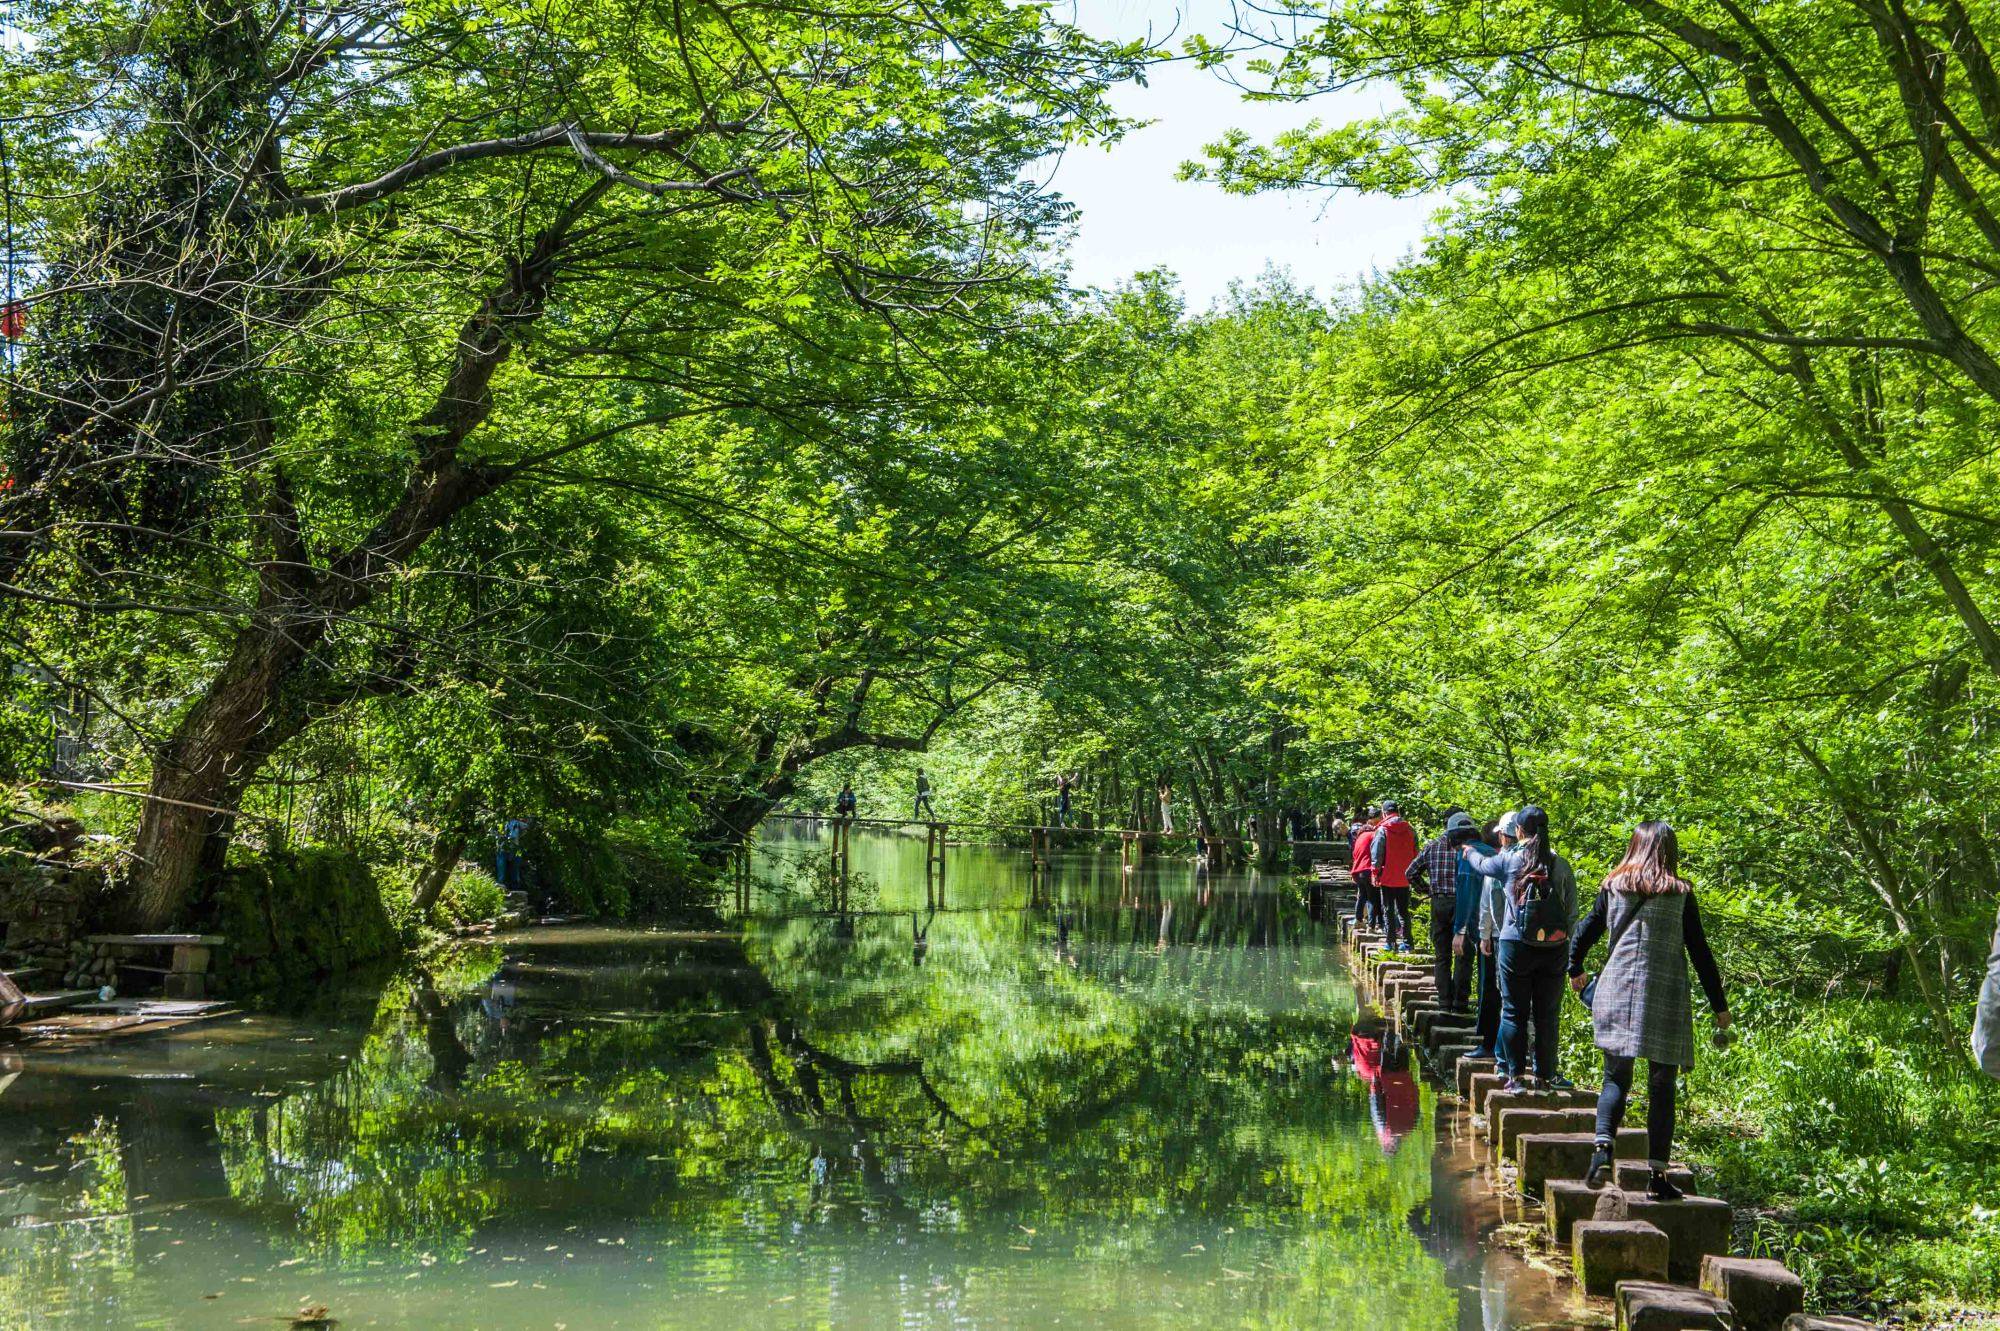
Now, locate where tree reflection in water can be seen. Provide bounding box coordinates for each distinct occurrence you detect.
[0,839,1467,1331]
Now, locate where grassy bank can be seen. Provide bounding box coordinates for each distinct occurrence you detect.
[1,785,720,995]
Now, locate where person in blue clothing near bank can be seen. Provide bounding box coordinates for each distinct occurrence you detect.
[495,817,528,893]
[1461,805,1576,1092]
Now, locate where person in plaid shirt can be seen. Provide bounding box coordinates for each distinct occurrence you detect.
[1407,811,1479,1010]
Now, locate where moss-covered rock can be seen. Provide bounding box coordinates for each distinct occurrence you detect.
[205,848,400,996]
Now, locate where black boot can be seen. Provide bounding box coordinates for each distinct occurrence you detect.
[1645,1168,1684,1201]
[1585,1142,1614,1190]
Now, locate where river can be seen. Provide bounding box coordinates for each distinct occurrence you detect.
[0,829,1566,1329]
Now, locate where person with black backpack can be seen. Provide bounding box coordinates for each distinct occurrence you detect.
[1461,805,1576,1091]
[1568,821,1730,1198]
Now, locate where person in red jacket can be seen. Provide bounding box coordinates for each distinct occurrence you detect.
[1351,809,1382,933]
[1370,799,1420,951]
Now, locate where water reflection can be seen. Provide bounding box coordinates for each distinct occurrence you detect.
[0,833,1496,1330]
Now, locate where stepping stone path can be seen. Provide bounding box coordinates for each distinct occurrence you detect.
[1544,1179,1606,1244]
[1616,1160,1698,1194]
[1592,1190,1733,1281]
[1702,1256,1805,1331]
[1617,1281,1734,1330]
[1494,1105,1597,1164]
[1575,1219,1670,1295]
[1517,1129,1648,1199]
[1340,924,1884,1331]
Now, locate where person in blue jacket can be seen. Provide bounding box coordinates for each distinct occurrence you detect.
[1454,818,1503,1062]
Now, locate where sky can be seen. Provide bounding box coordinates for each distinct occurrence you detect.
[1043,0,1441,308]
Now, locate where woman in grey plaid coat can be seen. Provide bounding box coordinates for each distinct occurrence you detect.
[1567,820,1731,1200]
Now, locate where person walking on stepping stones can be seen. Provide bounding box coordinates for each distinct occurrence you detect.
[1976,899,2000,1079]
[1370,800,1420,952]
[1351,808,1382,933]
[1407,811,1478,1010]
[1461,816,1507,1066]
[913,768,938,821]
[1462,805,1576,1092]
[1566,819,1731,1200]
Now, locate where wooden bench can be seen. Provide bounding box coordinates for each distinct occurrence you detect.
[85,935,226,999]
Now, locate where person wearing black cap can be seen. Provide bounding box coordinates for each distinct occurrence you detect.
[1407,811,1479,1010]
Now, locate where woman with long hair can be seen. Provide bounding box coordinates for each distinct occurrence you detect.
[1568,820,1731,1199]
[1461,805,1576,1091]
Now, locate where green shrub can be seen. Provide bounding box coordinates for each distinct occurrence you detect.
[435,865,506,924]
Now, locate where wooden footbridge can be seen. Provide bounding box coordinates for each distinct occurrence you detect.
[740,811,1355,914]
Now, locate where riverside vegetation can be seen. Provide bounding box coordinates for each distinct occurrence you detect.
[2,0,1999,1321]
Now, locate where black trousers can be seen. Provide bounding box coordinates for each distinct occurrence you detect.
[1381,886,1413,950]
[1498,940,1564,1082]
[1354,873,1381,930]
[1474,945,1501,1059]
[1431,898,1473,1010]
[1596,1054,1679,1166]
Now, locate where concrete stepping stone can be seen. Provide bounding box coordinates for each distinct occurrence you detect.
[1544,1179,1606,1244]
[1495,1106,1596,1164]
[1616,1281,1734,1330]
[1573,1220,1669,1295]
[1593,1190,1733,1281]
[1483,1083,1599,1122]
[1701,1256,1803,1330]
[1468,1071,1509,1117]
[1416,1011,1476,1045]
[1431,1039,1478,1068]
[1456,1056,1497,1100]
[1615,1160,1697,1194]
[1386,979,1436,1010]
[1516,1129,1646,1198]
[1781,1317,1881,1330]
[1422,1025,1475,1058]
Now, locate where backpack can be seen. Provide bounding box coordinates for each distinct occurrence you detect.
[1512,857,1568,942]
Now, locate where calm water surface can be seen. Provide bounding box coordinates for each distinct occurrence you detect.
[0,831,1564,1329]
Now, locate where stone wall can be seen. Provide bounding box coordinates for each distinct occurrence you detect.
[0,862,109,975]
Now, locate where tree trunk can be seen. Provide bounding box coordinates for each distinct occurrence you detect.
[120,196,588,928]
[125,624,315,929]
[410,792,477,921]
